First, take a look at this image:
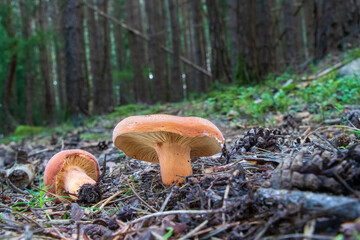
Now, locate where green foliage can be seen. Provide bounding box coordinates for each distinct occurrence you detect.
[162,227,174,240]
[193,72,360,121]
[109,104,146,118]
[11,176,56,212]
[80,132,111,140]
[13,125,46,137]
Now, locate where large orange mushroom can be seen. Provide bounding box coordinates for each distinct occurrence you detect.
[112,114,224,185]
[44,149,101,203]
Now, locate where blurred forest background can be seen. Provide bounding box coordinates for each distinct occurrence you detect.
[0,0,359,135]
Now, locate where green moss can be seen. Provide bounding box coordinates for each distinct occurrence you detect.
[13,125,46,137]
[109,104,146,118]
[80,132,111,140]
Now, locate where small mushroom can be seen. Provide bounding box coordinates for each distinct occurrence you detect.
[113,114,224,185]
[44,149,101,203]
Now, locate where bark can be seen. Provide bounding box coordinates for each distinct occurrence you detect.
[52,0,67,111]
[125,0,150,103]
[179,0,191,96]
[145,0,168,103]
[87,0,101,113]
[97,0,114,112]
[256,0,275,76]
[88,0,114,113]
[37,0,56,125]
[185,0,196,94]
[227,0,239,72]
[205,0,232,84]
[19,0,34,125]
[64,0,87,121]
[257,188,360,221]
[169,0,183,102]
[1,0,17,131]
[113,0,124,71]
[78,2,90,115]
[112,0,128,105]
[303,0,316,59]
[191,0,209,93]
[315,0,360,59]
[282,0,297,66]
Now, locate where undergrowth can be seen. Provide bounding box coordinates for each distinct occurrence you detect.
[2,71,360,143]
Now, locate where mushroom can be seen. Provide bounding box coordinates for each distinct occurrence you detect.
[113,114,224,185]
[44,149,101,202]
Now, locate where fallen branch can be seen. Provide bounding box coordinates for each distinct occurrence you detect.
[257,188,360,220]
[301,60,352,81]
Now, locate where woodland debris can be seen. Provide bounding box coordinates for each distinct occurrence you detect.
[343,110,360,129]
[268,145,360,194]
[234,128,284,154]
[6,149,34,190]
[257,188,360,221]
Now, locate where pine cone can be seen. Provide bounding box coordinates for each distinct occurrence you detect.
[235,128,284,154]
[343,110,360,128]
[268,144,360,195]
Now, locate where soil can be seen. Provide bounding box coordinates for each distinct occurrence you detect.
[1,110,360,239]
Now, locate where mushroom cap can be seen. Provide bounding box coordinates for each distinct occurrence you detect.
[44,149,100,196]
[112,114,224,163]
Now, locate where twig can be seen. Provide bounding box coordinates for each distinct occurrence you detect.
[28,148,51,158]
[129,209,223,225]
[313,133,338,152]
[36,219,92,225]
[191,221,241,238]
[5,178,29,195]
[263,233,333,240]
[301,60,352,81]
[222,184,230,224]
[0,204,43,228]
[333,171,360,198]
[305,125,359,139]
[92,190,126,214]
[128,182,158,213]
[178,220,208,240]
[159,189,173,212]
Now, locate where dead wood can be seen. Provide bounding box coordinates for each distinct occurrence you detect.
[257,188,360,220]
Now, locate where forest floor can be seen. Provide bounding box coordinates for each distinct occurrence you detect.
[1,65,360,239]
[1,105,360,240]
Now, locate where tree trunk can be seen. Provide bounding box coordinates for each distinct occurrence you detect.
[256,0,275,76]
[145,0,168,102]
[87,0,114,113]
[37,0,56,125]
[315,0,360,59]
[282,0,297,66]
[185,0,196,94]
[205,0,232,84]
[19,0,34,125]
[113,0,124,71]
[1,0,17,131]
[53,0,67,113]
[191,0,209,93]
[97,0,114,112]
[227,0,239,72]
[125,0,150,103]
[78,2,90,115]
[64,0,87,123]
[169,0,183,102]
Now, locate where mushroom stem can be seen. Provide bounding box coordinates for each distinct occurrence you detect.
[63,166,96,199]
[154,142,192,185]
